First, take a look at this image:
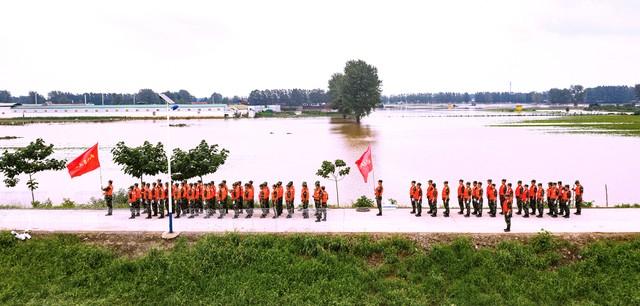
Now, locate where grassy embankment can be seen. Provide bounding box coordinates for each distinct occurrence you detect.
[1,231,639,305]
[498,114,640,136]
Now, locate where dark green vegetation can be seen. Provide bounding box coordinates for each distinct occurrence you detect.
[502,115,640,136]
[1,232,639,305]
[0,136,21,140]
[0,138,66,203]
[328,60,382,123]
[253,110,340,118]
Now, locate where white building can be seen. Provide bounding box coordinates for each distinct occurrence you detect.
[0,103,230,118]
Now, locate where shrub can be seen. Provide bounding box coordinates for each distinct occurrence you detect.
[32,198,53,208]
[60,198,76,208]
[352,196,374,208]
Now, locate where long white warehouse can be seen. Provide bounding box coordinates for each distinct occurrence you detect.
[0,103,230,118]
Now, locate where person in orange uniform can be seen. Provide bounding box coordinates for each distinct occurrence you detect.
[316,186,328,222]
[217,182,227,219]
[521,184,529,218]
[179,181,189,218]
[285,181,295,218]
[187,183,197,218]
[260,182,270,218]
[271,184,280,219]
[476,182,484,217]
[503,183,514,232]
[414,182,423,217]
[140,182,148,215]
[514,181,523,215]
[430,183,438,217]
[300,182,310,219]
[203,182,214,219]
[548,182,558,218]
[561,185,571,218]
[151,182,159,218]
[145,183,154,219]
[157,181,166,219]
[375,180,384,216]
[102,180,114,216]
[536,183,545,218]
[195,181,203,216]
[133,183,142,216]
[236,181,244,216]
[313,181,322,219]
[463,182,472,217]
[529,180,538,216]
[573,180,584,215]
[426,180,434,215]
[486,180,496,217]
[231,182,240,219]
[471,181,479,215]
[409,181,417,214]
[221,180,229,214]
[457,180,465,215]
[172,182,181,217]
[127,186,137,219]
[276,182,284,217]
[490,183,498,217]
[499,179,507,215]
[244,181,254,218]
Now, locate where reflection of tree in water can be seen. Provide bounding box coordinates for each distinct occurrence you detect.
[329,118,377,147]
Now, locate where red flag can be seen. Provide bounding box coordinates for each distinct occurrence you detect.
[67,143,101,178]
[355,145,373,183]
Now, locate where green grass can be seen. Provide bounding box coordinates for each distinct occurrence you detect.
[1,232,639,305]
[499,114,640,136]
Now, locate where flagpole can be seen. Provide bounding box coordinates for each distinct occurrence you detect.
[166,101,174,234]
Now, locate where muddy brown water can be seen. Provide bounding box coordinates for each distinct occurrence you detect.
[1,109,639,207]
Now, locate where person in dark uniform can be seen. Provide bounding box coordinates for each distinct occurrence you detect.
[102,180,114,216]
[415,182,423,217]
[573,180,584,215]
[504,183,514,232]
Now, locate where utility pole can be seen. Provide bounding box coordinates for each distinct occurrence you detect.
[101,93,104,105]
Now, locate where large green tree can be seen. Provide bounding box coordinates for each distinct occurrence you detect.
[329,60,382,123]
[171,140,229,182]
[315,159,350,207]
[0,138,67,203]
[111,141,167,184]
[0,90,11,103]
[570,85,585,104]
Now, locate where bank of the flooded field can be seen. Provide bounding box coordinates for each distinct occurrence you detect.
[499,114,640,136]
[1,231,639,305]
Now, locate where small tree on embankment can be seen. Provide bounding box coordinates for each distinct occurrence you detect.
[171,140,229,182]
[111,141,167,184]
[316,159,350,207]
[0,138,67,204]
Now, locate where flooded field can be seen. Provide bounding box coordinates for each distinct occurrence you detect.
[1,109,638,207]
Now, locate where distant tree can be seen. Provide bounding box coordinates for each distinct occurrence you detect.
[137,89,161,104]
[570,85,585,104]
[0,90,11,102]
[171,140,229,182]
[548,88,572,103]
[315,159,350,207]
[210,92,223,103]
[635,84,640,101]
[328,73,348,117]
[111,141,167,184]
[0,138,67,204]
[340,60,382,123]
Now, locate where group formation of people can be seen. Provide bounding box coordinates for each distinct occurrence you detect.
[102,179,332,222]
[407,179,585,231]
[102,178,584,232]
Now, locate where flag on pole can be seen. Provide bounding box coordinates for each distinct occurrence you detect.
[67,143,101,178]
[355,145,373,183]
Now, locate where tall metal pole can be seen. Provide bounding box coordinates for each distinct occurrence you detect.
[166,101,174,233]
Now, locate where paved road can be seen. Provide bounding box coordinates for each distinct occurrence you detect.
[1,208,639,233]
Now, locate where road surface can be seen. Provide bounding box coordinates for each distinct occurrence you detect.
[1,208,639,233]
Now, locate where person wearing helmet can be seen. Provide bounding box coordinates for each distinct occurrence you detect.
[313,181,322,219]
[301,182,310,219]
[285,181,295,218]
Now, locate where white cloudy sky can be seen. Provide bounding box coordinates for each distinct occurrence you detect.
[1,0,639,97]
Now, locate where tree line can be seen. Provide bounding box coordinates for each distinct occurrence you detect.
[1,84,639,106]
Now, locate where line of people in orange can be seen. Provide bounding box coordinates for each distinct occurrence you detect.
[125,180,331,222]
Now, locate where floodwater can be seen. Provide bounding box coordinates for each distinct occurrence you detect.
[1,109,639,207]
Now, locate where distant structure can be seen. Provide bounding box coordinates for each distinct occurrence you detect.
[0,103,230,118]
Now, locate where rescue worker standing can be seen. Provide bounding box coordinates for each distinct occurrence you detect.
[316,186,328,222]
[515,181,523,215]
[521,184,529,218]
[127,186,136,219]
[415,182,423,217]
[285,181,295,218]
[463,182,472,217]
[245,182,254,219]
[536,183,545,218]
[529,180,537,215]
[442,182,450,217]
[271,184,280,219]
[301,182,310,219]
[503,183,514,232]
[102,180,114,216]
[260,182,270,218]
[476,182,484,217]
[409,181,417,214]
[375,180,384,216]
[486,180,496,217]
[457,180,465,215]
[430,183,438,217]
[499,179,507,215]
[573,180,584,215]
[313,181,322,219]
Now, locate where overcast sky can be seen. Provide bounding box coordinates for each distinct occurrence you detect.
[1,0,639,97]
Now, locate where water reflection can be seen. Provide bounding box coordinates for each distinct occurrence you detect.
[329,118,377,148]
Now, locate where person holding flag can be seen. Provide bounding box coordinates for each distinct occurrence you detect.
[67,143,107,215]
[102,180,113,216]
